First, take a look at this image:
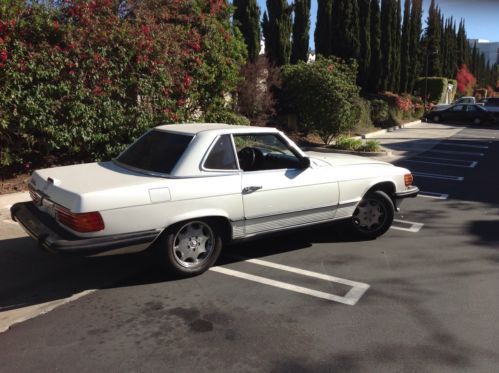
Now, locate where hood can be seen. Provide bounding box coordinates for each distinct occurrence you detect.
[305,151,390,167]
[30,161,166,211]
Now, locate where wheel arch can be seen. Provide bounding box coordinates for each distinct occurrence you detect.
[160,213,233,244]
[364,181,397,203]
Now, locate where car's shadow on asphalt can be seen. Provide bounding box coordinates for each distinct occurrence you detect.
[0,223,363,312]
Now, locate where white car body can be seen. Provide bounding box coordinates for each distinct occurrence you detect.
[12,124,418,269]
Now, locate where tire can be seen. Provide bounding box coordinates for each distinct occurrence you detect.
[472,117,482,125]
[349,190,395,240]
[156,219,223,277]
[431,114,441,123]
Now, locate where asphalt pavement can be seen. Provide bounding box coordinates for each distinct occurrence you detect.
[0,122,498,372]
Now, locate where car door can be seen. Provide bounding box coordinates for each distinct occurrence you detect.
[233,133,339,236]
[446,104,465,122]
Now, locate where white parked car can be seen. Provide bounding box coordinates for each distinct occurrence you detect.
[12,124,418,276]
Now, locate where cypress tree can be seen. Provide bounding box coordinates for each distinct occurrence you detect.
[261,0,292,66]
[315,0,333,57]
[425,0,442,76]
[233,0,261,62]
[408,0,422,93]
[368,0,382,93]
[291,0,311,64]
[380,0,394,91]
[391,0,401,91]
[331,0,360,60]
[399,0,411,93]
[456,19,468,67]
[358,0,371,91]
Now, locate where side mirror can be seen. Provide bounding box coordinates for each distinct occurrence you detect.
[299,157,310,169]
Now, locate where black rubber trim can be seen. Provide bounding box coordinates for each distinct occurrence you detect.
[394,186,419,199]
[10,202,159,256]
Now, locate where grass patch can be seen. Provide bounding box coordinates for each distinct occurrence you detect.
[329,137,381,152]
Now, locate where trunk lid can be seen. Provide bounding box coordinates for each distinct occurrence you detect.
[30,161,167,212]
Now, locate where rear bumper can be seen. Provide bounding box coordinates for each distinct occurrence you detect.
[10,202,160,256]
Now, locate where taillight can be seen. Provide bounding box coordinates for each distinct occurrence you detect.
[404,173,413,187]
[56,207,105,233]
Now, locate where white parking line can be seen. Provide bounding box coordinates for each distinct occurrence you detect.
[391,219,424,233]
[437,142,488,149]
[0,290,96,334]
[412,172,464,181]
[389,145,484,156]
[404,159,476,168]
[422,149,484,156]
[210,258,370,306]
[412,155,477,163]
[418,191,449,200]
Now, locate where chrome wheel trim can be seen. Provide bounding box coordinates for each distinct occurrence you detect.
[473,117,481,125]
[433,115,440,122]
[172,221,215,268]
[352,198,387,232]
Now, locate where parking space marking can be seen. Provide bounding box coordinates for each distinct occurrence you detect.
[418,191,449,200]
[0,289,96,334]
[391,219,424,233]
[412,172,464,181]
[437,142,488,149]
[210,258,370,306]
[388,145,484,156]
[2,220,17,225]
[404,159,477,168]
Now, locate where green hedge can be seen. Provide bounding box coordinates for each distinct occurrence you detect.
[414,77,448,103]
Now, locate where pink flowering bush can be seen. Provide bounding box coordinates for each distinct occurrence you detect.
[0,0,246,172]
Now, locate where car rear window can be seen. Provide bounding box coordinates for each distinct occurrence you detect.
[116,130,193,174]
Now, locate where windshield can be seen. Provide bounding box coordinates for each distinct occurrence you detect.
[116,130,193,174]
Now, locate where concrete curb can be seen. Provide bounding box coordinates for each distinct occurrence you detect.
[304,120,422,157]
[361,119,422,139]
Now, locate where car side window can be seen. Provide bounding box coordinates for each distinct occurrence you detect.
[450,105,464,112]
[204,135,238,170]
[233,134,302,172]
[466,105,477,112]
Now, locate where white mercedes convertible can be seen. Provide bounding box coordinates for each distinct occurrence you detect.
[12,123,418,276]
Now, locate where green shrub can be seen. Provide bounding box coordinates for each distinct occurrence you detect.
[448,79,457,102]
[414,77,448,103]
[0,1,246,172]
[334,136,363,150]
[352,97,372,132]
[281,56,360,144]
[369,99,390,126]
[357,140,381,152]
[204,111,250,126]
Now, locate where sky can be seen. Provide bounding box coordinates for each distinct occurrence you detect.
[254,0,499,50]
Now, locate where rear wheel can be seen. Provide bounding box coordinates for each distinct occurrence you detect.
[349,190,394,240]
[156,219,222,277]
[472,117,482,125]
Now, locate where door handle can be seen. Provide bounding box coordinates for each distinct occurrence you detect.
[242,186,262,194]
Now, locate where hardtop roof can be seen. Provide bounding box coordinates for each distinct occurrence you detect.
[154,123,278,135]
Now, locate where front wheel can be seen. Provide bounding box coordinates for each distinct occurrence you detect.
[431,114,441,123]
[472,117,482,125]
[349,190,394,240]
[156,219,223,277]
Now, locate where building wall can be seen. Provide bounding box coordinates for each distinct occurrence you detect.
[468,39,499,66]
